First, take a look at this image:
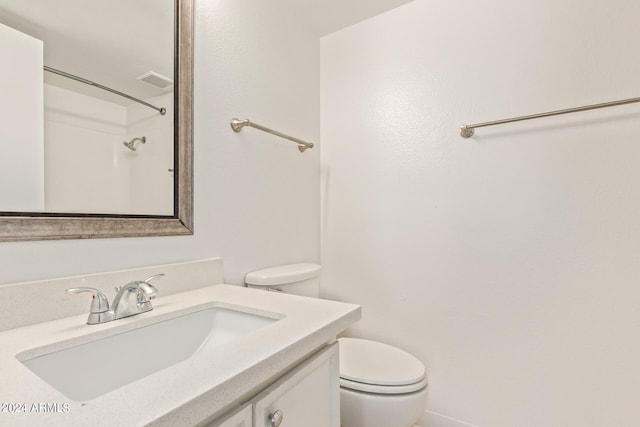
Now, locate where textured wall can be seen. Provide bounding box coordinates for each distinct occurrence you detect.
[320,0,640,425]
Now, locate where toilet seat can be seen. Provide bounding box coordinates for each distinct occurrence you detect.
[339,376,428,394]
[338,338,427,395]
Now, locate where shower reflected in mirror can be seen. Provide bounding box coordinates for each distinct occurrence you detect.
[123,136,146,152]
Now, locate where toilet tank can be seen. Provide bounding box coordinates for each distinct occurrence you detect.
[244,263,321,297]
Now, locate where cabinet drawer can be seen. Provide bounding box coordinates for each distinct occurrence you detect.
[253,343,339,427]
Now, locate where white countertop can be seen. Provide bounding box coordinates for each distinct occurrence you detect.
[0,284,361,426]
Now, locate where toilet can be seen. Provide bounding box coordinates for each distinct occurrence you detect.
[245,263,428,427]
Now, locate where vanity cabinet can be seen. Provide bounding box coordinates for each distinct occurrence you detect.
[206,343,339,427]
[206,404,252,427]
[253,342,340,427]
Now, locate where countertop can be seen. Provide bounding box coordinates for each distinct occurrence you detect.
[0,284,361,426]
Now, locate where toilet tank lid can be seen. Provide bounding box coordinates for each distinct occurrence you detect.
[245,263,321,286]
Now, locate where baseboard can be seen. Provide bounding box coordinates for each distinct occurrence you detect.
[415,410,480,427]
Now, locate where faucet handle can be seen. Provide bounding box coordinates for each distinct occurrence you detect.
[139,273,163,300]
[66,287,110,313]
[67,287,114,325]
[143,274,164,284]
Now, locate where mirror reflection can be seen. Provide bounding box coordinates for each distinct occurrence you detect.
[0,0,175,216]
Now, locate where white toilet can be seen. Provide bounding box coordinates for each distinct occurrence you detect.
[245,263,428,427]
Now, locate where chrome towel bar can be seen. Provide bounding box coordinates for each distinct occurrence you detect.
[230,118,314,152]
[460,95,640,138]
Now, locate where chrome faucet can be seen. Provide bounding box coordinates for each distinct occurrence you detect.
[67,274,163,325]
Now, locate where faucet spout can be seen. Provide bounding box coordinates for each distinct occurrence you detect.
[67,274,163,325]
[111,282,152,319]
[111,274,163,320]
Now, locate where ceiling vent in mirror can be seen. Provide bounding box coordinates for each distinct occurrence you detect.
[136,71,173,89]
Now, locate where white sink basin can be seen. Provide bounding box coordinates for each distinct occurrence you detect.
[18,306,277,401]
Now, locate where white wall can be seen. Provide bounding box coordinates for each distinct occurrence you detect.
[320,1,640,426]
[0,0,320,292]
[0,23,44,212]
[44,83,130,214]
[44,87,174,215]
[126,92,174,215]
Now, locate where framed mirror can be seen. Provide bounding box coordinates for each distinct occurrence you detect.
[0,0,193,241]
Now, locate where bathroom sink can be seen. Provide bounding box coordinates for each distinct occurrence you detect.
[18,306,277,401]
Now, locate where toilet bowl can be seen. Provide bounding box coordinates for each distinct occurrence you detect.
[245,263,428,427]
[338,337,428,427]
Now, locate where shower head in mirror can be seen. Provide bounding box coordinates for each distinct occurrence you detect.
[123,136,146,151]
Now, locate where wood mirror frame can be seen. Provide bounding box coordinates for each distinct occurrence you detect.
[0,0,193,242]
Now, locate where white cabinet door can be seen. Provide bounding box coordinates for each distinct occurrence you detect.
[204,403,252,427]
[253,343,340,427]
